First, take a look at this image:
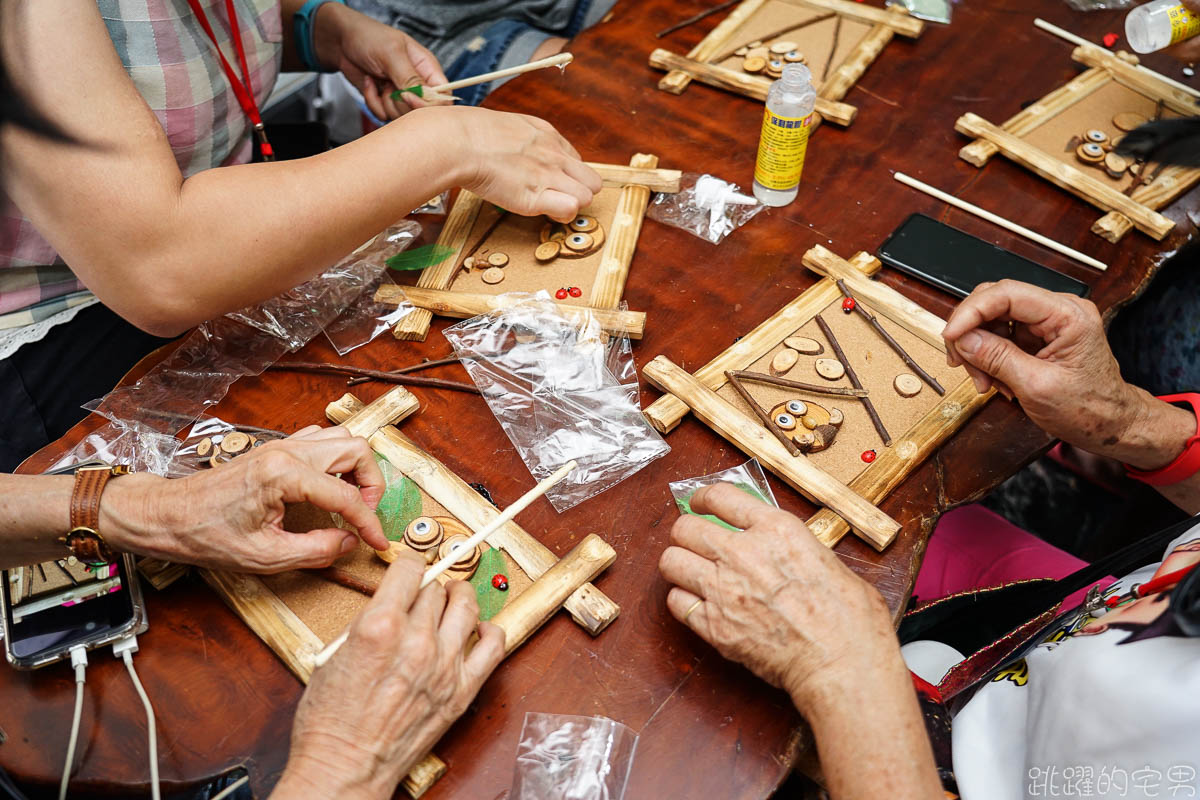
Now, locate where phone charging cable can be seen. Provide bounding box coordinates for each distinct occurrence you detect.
[57,646,88,800]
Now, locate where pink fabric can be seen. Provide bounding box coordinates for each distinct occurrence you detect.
[915,504,1109,611]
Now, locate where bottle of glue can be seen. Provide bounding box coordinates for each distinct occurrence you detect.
[753,63,817,207]
[1126,0,1200,53]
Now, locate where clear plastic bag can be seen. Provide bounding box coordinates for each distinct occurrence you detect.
[647,173,765,244]
[668,459,779,531]
[323,269,415,355]
[170,416,286,476]
[886,0,953,23]
[1064,0,1131,10]
[442,293,669,512]
[510,713,639,800]
[411,191,449,215]
[46,420,181,476]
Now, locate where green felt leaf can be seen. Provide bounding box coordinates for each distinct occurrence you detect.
[375,456,424,541]
[386,243,455,272]
[674,482,769,531]
[391,85,424,100]
[468,547,509,621]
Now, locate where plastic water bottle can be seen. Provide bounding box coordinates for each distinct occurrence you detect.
[753,64,817,207]
[1126,0,1200,54]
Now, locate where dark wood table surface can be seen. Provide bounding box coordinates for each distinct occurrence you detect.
[4,1,1197,797]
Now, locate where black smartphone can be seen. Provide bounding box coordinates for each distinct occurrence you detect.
[876,213,1090,299]
[2,463,146,669]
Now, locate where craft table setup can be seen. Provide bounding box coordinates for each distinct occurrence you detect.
[4,0,1200,798]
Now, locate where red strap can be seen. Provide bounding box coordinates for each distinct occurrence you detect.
[185,0,274,159]
[1126,393,1200,487]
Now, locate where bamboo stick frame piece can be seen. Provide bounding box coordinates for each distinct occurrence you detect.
[955,44,1200,242]
[202,387,619,797]
[390,154,658,342]
[648,0,923,128]
[642,246,991,552]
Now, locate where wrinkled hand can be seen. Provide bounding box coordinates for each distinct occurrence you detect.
[942,280,1191,468]
[274,553,505,798]
[313,4,448,120]
[104,425,387,572]
[419,106,601,222]
[657,483,902,712]
[1164,0,1200,62]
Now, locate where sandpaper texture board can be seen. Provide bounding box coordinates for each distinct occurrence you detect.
[262,465,532,645]
[712,1,873,84]
[716,297,967,485]
[1021,80,1180,193]
[449,188,623,303]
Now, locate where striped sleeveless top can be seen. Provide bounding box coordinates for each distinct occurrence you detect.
[0,0,282,329]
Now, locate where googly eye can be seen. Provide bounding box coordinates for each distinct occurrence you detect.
[786,400,807,416]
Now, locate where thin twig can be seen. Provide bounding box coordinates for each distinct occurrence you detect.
[460,209,509,268]
[346,356,463,386]
[656,0,741,38]
[710,12,836,62]
[815,315,891,446]
[269,362,480,394]
[836,280,945,395]
[303,567,379,597]
[823,15,842,83]
[725,371,802,456]
[727,369,869,397]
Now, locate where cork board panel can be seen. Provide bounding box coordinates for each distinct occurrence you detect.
[717,298,968,485]
[263,485,533,644]
[712,1,873,84]
[448,188,624,304]
[1020,81,1181,192]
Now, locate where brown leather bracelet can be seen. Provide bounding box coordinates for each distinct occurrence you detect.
[59,464,130,565]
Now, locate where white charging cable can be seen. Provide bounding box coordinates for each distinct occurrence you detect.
[113,635,160,800]
[58,646,88,800]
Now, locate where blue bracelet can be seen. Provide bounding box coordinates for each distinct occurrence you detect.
[293,0,344,73]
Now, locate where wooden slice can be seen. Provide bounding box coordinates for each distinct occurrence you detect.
[487,252,509,267]
[195,437,213,457]
[534,240,561,262]
[1075,142,1105,164]
[769,40,799,54]
[569,215,598,233]
[785,399,808,417]
[783,50,805,63]
[463,256,475,269]
[815,358,845,380]
[794,431,815,449]
[773,412,797,431]
[375,541,409,564]
[770,348,799,376]
[783,336,823,355]
[1104,152,1129,178]
[1112,112,1147,132]
[734,46,749,56]
[404,516,444,549]
[564,232,594,252]
[766,60,784,78]
[743,55,767,74]
[481,267,505,285]
[893,373,922,397]
[828,407,844,426]
[1084,129,1108,144]
[438,535,481,575]
[221,431,250,454]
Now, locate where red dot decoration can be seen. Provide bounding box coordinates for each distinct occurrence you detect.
[568,286,582,298]
[492,574,509,591]
[555,288,569,300]
[842,297,856,313]
[1103,32,1119,48]
[861,450,877,463]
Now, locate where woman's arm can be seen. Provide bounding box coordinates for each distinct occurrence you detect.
[0,1,599,336]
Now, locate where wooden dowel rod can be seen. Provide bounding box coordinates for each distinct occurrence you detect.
[893,172,1108,272]
[585,162,683,193]
[1033,18,1200,100]
[710,12,836,62]
[656,0,742,38]
[727,370,869,398]
[303,567,378,597]
[314,460,579,667]
[725,372,802,456]
[422,53,575,95]
[814,315,891,446]
[835,279,946,396]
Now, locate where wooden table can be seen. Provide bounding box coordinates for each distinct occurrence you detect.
[3,1,1196,797]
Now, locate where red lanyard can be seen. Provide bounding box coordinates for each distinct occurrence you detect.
[186,0,275,160]
[1105,561,1200,609]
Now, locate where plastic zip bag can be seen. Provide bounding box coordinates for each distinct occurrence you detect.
[668,459,779,531]
[510,713,639,800]
[647,173,764,244]
[442,293,669,512]
[323,269,415,356]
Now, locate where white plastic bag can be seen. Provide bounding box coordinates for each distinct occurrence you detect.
[510,713,639,800]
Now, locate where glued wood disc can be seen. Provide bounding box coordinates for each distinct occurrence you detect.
[404,516,444,549]
[569,215,598,233]
[893,373,922,397]
[742,55,767,74]
[1104,151,1129,178]
[1112,112,1147,132]
[783,336,823,355]
[564,232,594,252]
[734,46,749,56]
[769,40,799,54]
[481,267,505,285]
[196,437,213,457]
[1084,129,1108,144]
[774,412,797,431]
[438,535,481,576]
[785,399,808,416]
[766,59,784,77]
[463,256,475,269]
[770,348,799,376]
[535,240,561,262]
[487,252,509,267]
[828,407,844,426]
[815,358,845,380]
[784,50,805,63]
[1075,142,1105,164]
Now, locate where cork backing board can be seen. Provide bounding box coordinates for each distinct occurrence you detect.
[712,1,873,83]
[263,471,532,645]
[448,188,624,304]
[716,297,968,485]
[1021,80,1181,192]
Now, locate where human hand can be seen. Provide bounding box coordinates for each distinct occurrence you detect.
[942,280,1192,469]
[1164,0,1200,62]
[313,3,448,120]
[102,425,387,572]
[272,552,505,799]
[657,483,904,714]
[418,106,601,222]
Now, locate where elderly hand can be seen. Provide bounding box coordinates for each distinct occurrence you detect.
[657,483,904,713]
[272,553,505,799]
[942,280,1193,470]
[312,3,449,120]
[102,425,387,572]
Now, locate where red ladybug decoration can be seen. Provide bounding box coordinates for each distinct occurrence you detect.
[1102,32,1119,48]
[492,573,509,591]
[568,286,582,297]
[861,449,877,463]
[842,297,856,313]
[555,288,569,300]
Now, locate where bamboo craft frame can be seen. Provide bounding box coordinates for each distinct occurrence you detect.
[390,154,658,342]
[642,246,992,552]
[648,0,924,129]
[956,44,1200,243]
[202,387,620,798]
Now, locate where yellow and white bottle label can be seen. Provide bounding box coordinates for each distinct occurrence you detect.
[1168,3,1200,45]
[754,109,815,191]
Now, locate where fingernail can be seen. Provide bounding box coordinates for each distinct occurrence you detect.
[340,535,358,554]
[958,331,982,355]
[972,376,987,394]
